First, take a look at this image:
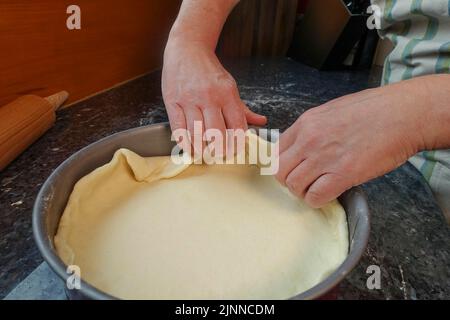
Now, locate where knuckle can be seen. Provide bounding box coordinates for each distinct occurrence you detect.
[298,113,319,132]
[274,173,282,184]
[184,85,212,100]
[196,103,208,111]
[299,109,316,122]
[223,78,235,88]
[286,175,300,193]
[302,133,320,149]
[304,120,320,134]
[197,103,220,112]
[340,159,354,174]
[275,171,286,185]
[199,84,215,95]
[171,117,185,128]
[221,74,237,88]
[337,155,357,176]
[305,190,323,207]
[299,127,325,150]
[171,102,182,109]
[221,81,239,96]
[163,95,178,106]
[228,106,246,120]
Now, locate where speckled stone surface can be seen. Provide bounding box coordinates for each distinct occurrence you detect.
[1,58,449,299]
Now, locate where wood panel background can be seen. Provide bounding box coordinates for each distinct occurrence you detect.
[217,0,298,57]
[0,0,181,107]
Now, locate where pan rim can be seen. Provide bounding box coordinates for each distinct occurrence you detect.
[32,123,370,300]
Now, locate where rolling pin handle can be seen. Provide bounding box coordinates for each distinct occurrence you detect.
[45,91,69,111]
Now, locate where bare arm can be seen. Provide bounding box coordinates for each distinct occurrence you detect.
[276,74,450,208]
[417,74,450,151]
[162,0,266,154]
[168,0,239,50]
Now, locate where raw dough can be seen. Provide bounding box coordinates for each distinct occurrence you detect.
[55,136,348,300]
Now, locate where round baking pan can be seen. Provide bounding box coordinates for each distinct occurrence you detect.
[33,123,370,300]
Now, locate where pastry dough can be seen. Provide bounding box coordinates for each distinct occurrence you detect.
[55,136,348,300]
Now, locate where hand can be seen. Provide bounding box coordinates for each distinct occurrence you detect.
[276,81,428,208]
[162,39,266,153]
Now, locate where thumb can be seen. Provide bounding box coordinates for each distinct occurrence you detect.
[244,106,267,126]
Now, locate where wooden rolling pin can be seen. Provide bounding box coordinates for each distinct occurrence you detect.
[0,91,69,171]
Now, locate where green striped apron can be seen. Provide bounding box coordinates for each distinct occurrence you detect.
[373,0,450,221]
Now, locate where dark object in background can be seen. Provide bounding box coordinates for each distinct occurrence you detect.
[344,0,371,14]
[289,0,374,70]
[217,0,298,57]
[352,29,380,69]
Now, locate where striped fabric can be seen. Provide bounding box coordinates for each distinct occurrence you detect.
[373,0,450,221]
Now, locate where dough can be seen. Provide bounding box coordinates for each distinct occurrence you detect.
[55,136,348,300]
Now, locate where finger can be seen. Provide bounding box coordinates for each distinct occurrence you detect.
[275,145,305,186]
[202,107,227,158]
[244,105,267,126]
[222,104,247,130]
[304,173,351,208]
[185,106,205,156]
[222,104,248,157]
[166,103,186,133]
[278,125,298,154]
[166,103,189,147]
[285,157,322,199]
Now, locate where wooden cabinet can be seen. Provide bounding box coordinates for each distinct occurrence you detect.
[0,0,181,107]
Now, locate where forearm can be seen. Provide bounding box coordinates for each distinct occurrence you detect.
[167,0,239,50]
[378,74,450,155]
[424,74,450,150]
[414,74,450,151]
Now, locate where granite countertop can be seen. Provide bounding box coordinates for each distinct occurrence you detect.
[1,58,449,299]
